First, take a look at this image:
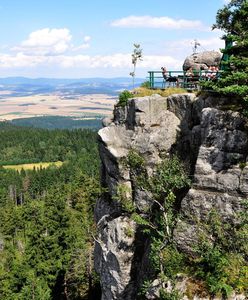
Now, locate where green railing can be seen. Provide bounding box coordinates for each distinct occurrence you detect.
[148,70,184,89]
[147,70,220,90]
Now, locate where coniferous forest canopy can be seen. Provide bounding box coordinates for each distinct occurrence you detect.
[0,122,101,299]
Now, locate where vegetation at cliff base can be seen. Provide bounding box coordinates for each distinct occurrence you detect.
[190,206,248,297]
[126,152,191,298]
[126,151,248,299]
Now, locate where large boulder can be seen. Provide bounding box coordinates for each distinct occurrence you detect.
[183,50,222,71]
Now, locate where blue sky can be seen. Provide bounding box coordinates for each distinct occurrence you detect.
[0,0,229,78]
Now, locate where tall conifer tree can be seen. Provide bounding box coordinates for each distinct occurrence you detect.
[211,0,248,101]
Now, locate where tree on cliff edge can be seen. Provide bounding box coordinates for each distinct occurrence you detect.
[130,44,143,89]
[211,0,248,102]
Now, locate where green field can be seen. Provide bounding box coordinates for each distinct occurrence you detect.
[3,161,63,171]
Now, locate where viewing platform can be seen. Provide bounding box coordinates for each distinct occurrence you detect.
[147,69,219,90]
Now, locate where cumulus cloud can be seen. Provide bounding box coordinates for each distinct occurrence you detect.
[0,52,48,68]
[11,28,72,55]
[197,37,224,50]
[72,35,91,51]
[1,36,221,74]
[0,51,181,72]
[1,27,222,77]
[111,15,207,30]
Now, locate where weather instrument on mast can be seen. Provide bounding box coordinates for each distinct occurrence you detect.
[192,39,201,54]
[192,39,201,61]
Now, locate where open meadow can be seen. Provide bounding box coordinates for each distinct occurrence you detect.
[2,161,63,171]
[0,92,117,121]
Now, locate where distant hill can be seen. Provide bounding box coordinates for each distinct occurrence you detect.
[0,77,146,96]
[0,76,145,85]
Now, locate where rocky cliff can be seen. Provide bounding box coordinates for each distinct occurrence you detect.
[94,93,247,300]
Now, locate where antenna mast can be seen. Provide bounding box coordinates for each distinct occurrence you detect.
[192,39,201,54]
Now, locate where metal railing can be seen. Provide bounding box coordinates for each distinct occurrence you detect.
[147,70,220,90]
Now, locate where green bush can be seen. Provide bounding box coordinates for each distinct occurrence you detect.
[115,184,135,213]
[193,243,234,297]
[192,208,248,297]
[117,90,133,107]
[128,149,145,170]
[149,156,191,200]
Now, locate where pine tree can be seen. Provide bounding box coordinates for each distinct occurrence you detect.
[211,0,248,102]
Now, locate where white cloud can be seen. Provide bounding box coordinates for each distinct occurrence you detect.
[1,28,223,77]
[12,29,92,55]
[72,44,90,51]
[11,28,72,55]
[0,52,47,68]
[0,51,182,73]
[72,35,91,51]
[167,37,224,55]
[0,36,222,76]
[197,37,224,50]
[83,36,91,43]
[140,55,182,70]
[111,15,206,30]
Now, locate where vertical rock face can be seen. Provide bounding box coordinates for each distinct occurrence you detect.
[94,216,137,300]
[174,107,248,254]
[94,93,248,300]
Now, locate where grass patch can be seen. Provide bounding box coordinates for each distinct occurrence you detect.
[133,87,187,97]
[3,161,63,171]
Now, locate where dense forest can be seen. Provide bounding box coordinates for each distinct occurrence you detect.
[10,116,103,130]
[0,122,101,299]
[0,122,100,165]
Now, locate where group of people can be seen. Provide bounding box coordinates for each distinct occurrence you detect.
[160,64,219,89]
[203,65,219,80]
[185,67,194,77]
[185,66,219,80]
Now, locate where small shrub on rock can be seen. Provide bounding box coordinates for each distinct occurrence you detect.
[117,90,133,107]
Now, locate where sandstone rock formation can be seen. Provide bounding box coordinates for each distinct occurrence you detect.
[94,93,247,300]
[183,50,222,71]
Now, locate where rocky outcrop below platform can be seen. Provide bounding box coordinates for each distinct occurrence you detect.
[94,93,247,300]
